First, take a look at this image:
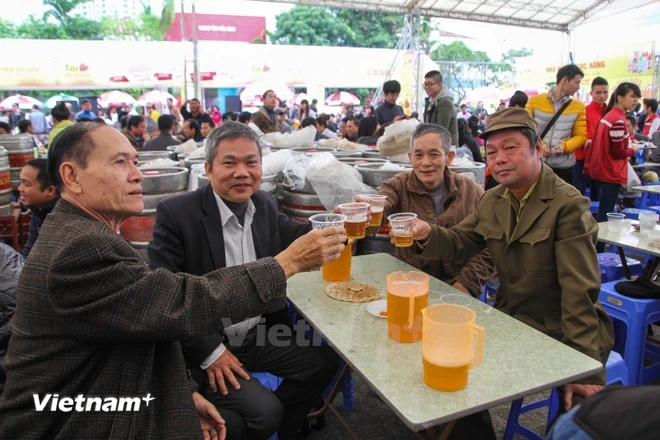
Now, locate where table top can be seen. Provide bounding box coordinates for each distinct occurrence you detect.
[632,163,660,169]
[631,185,660,194]
[597,221,660,257]
[287,254,604,431]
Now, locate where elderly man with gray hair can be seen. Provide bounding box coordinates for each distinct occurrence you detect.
[372,123,495,298]
[148,122,340,440]
[0,121,346,440]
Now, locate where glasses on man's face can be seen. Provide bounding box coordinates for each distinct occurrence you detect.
[423,82,439,88]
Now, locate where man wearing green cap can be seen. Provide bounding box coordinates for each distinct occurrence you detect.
[408,107,614,412]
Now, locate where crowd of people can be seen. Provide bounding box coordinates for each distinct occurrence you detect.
[0,64,658,440]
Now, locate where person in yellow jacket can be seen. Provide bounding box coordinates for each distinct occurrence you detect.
[525,64,587,185]
[46,102,74,148]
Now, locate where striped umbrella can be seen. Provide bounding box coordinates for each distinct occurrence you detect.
[324,91,360,106]
[44,93,79,109]
[0,94,43,110]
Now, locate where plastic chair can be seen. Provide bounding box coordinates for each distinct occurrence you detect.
[479,283,497,304]
[620,208,656,220]
[598,252,644,282]
[599,281,660,385]
[251,373,283,440]
[503,351,628,440]
[638,182,660,209]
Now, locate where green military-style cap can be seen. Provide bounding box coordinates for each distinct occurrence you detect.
[480,107,538,139]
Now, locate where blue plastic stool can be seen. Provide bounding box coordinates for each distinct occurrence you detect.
[638,182,660,208]
[479,283,497,304]
[598,252,643,281]
[646,205,660,216]
[599,281,660,385]
[589,201,599,216]
[620,208,656,220]
[503,351,627,440]
[251,373,283,440]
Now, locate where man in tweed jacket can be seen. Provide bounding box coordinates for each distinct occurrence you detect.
[0,122,346,440]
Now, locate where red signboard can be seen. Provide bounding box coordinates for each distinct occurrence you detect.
[165,13,266,43]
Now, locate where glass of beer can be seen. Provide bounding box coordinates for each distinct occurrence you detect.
[388,213,417,247]
[338,203,369,240]
[308,213,351,282]
[359,194,388,227]
[422,304,485,391]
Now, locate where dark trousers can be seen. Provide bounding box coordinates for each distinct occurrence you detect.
[552,166,573,185]
[592,180,621,253]
[446,410,497,440]
[572,160,590,196]
[201,327,340,439]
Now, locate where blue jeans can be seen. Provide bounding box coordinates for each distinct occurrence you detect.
[573,160,590,196]
[546,405,594,440]
[592,180,621,223]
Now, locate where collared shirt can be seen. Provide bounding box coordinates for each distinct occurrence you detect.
[549,87,571,112]
[504,176,541,222]
[200,192,259,370]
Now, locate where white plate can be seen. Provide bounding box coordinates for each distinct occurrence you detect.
[366,300,387,318]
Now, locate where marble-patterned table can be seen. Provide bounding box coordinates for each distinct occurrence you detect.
[598,221,660,258]
[287,253,603,433]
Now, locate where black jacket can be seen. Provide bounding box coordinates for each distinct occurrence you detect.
[147,184,311,378]
[0,243,24,395]
[20,197,59,259]
[573,385,660,440]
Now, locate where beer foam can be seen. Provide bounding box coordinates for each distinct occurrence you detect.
[371,206,385,213]
[346,213,368,222]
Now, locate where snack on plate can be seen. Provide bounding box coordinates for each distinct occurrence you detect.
[325,282,381,303]
[649,239,660,249]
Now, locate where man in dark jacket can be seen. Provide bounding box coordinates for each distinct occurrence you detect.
[423,70,459,147]
[142,115,181,151]
[17,159,59,259]
[0,121,346,439]
[0,243,23,397]
[148,122,339,440]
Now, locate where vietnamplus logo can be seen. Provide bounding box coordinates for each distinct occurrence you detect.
[33,393,155,412]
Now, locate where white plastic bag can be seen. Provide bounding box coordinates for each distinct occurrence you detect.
[262,149,294,176]
[305,153,375,210]
[377,119,420,158]
[627,161,641,191]
[138,158,179,169]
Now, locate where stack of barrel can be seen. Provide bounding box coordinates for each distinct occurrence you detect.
[0,134,36,192]
[0,147,13,216]
[119,166,189,262]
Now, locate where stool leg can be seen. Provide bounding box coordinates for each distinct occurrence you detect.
[503,399,523,440]
[619,316,647,385]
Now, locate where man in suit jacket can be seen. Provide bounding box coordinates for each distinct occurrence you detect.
[148,122,340,440]
[0,122,346,440]
[250,90,280,134]
[142,115,181,151]
[411,108,614,412]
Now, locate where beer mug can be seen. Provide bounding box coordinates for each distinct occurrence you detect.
[388,213,417,248]
[386,271,429,343]
[422,304,485,391]
[309,213,351,282]
[338,203,369,240]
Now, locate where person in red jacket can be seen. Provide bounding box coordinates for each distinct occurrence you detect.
[578,77,609,196]
[584,82,641,227]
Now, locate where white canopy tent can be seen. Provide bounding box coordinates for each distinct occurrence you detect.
[249,0,656,32]
[249,0,658,109]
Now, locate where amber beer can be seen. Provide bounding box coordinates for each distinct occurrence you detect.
[322,240,352,282]
[369,208,384,227]
[387,290,428,342]
[345,219,367,239]
[422,359,469,392]
[393,232,414,247]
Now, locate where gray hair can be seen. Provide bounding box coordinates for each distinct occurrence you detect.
[205,121,261,165]
[410,123,453,154]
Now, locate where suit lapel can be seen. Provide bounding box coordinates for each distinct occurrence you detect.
[493,189,515,243]
[510,198,549,243]
[201,185,226,269]
[509,164,555,243]
[250,195,269,259]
